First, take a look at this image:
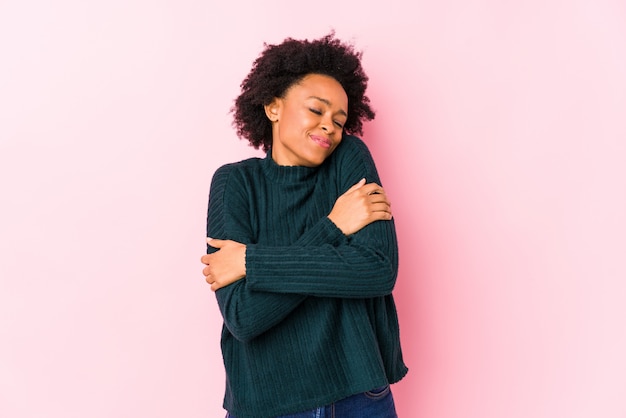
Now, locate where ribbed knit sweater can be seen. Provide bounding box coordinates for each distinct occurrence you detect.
[206,135,408,418]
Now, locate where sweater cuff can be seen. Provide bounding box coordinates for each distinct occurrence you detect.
[294,216,348,247]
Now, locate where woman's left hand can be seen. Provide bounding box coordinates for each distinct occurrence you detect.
[201,239,247,291]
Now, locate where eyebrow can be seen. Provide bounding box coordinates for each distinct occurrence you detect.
[308,96,348,117]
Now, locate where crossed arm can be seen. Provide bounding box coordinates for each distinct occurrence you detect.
[200,178,393,291]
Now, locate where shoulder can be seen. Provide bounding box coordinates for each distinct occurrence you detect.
[209,157,263,199]
[328,135,378,173]
[334,134,371,158]
[330,135,377,169]
[324,135,382,190]
[213,157,262,177]
[212,157,262,184]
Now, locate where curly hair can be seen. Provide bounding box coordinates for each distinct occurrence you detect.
[232,32,376,152]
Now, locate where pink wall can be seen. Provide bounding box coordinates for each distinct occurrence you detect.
[1,1,625,417]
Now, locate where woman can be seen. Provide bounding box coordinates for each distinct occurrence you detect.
[201,33,408,418]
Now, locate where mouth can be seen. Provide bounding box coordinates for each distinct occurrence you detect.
[310,135,332,149]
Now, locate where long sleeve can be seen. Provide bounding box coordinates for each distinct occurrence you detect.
[206,164,307,342]
[245,218,398,298]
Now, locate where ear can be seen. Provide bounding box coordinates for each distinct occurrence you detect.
[264,98,282,122]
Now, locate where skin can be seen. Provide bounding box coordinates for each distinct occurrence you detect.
[266,73,348,167]
[201,73,392,291]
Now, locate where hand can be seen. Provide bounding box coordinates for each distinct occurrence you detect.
[200,238,247,291]
[327,178,393,235]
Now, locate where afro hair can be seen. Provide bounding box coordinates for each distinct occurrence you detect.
[232,32,375,152]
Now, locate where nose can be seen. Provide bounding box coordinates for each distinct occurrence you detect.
[320,115,335,134]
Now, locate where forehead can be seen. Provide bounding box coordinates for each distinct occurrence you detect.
[286,74,348,107]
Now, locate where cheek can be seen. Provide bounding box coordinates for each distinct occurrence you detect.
[302,115,317,129]
[283,110,309,130]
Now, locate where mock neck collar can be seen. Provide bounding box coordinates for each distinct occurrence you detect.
[262,151,319,184]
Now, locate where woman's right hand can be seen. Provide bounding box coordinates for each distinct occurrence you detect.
[327,178,393,235]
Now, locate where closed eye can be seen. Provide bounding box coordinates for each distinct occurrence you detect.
[309,107,344,129]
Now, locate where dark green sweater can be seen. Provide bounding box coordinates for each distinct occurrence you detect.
[206,135,408,418]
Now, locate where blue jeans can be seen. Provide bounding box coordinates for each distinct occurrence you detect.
[226,385,398,418]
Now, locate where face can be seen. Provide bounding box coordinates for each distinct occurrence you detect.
[265,73,348,167]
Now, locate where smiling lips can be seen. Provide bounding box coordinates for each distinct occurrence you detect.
[310,135,331,149]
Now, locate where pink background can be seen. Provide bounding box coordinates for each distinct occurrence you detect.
[1,1,625,417]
